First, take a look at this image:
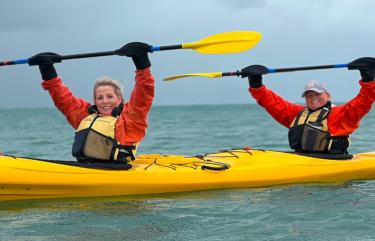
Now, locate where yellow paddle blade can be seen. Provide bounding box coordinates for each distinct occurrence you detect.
[163,72,223,81]
[182,31,261,54]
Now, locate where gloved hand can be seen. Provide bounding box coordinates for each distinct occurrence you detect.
[28,52,62,80]
[348,57,375,82]
[241,65,268,88]
[115,42,151,70]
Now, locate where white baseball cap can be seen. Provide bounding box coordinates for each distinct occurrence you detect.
[301,80,328,97]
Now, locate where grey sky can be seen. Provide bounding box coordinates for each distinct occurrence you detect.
[0,0,374,108]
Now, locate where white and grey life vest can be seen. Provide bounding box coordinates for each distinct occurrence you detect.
[288,106,350,154]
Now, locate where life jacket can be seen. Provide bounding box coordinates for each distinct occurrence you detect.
[288,104,350,154]
[72,104,137,163]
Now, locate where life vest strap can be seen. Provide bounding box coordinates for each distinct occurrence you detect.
[116,144,136,161]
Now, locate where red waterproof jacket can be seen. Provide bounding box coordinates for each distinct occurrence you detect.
[249,80,375,136]
[42,67,155,145]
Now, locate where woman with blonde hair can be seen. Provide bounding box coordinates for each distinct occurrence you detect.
[29,43,155,166]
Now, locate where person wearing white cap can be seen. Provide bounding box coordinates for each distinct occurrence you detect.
[241,57,375,154]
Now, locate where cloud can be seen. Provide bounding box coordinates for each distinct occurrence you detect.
[215,0,268,9]
[0,0,375,108]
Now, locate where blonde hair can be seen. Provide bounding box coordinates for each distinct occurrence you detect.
[93,76,124,101]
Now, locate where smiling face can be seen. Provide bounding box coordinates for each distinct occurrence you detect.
[305,91,330,110]
[94,85,122,116]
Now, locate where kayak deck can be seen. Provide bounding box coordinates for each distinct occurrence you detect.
[1,149,375,201]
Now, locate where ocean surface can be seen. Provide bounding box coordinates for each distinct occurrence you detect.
[1,104,375,241]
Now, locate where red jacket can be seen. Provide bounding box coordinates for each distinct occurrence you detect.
[249,80,375,136]
[42,67,155,145]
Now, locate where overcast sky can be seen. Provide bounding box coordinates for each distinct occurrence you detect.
[1,0,374,108]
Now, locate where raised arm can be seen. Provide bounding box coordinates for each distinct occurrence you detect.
[114,42,155,145]
[29,52,91,129]
[241,64,304,127]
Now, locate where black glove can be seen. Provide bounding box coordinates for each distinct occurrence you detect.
[115,42,151,70]
[28,52,62,80]
[241,65,268,88]
[348,57,375,82]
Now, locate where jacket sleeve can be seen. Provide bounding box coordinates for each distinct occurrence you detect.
[42,77,91,129]
[116,67,155,145]
[329,80,375,136]
[249,86,304,128]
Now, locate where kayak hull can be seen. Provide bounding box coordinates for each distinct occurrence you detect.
[1,149,375,201]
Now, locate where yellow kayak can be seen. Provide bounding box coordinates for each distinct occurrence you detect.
[1,149,375,201]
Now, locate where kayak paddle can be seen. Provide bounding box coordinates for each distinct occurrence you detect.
[163,63,349,81]
[0,31,261,67]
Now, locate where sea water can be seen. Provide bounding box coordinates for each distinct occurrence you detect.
[0,104,375,241]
